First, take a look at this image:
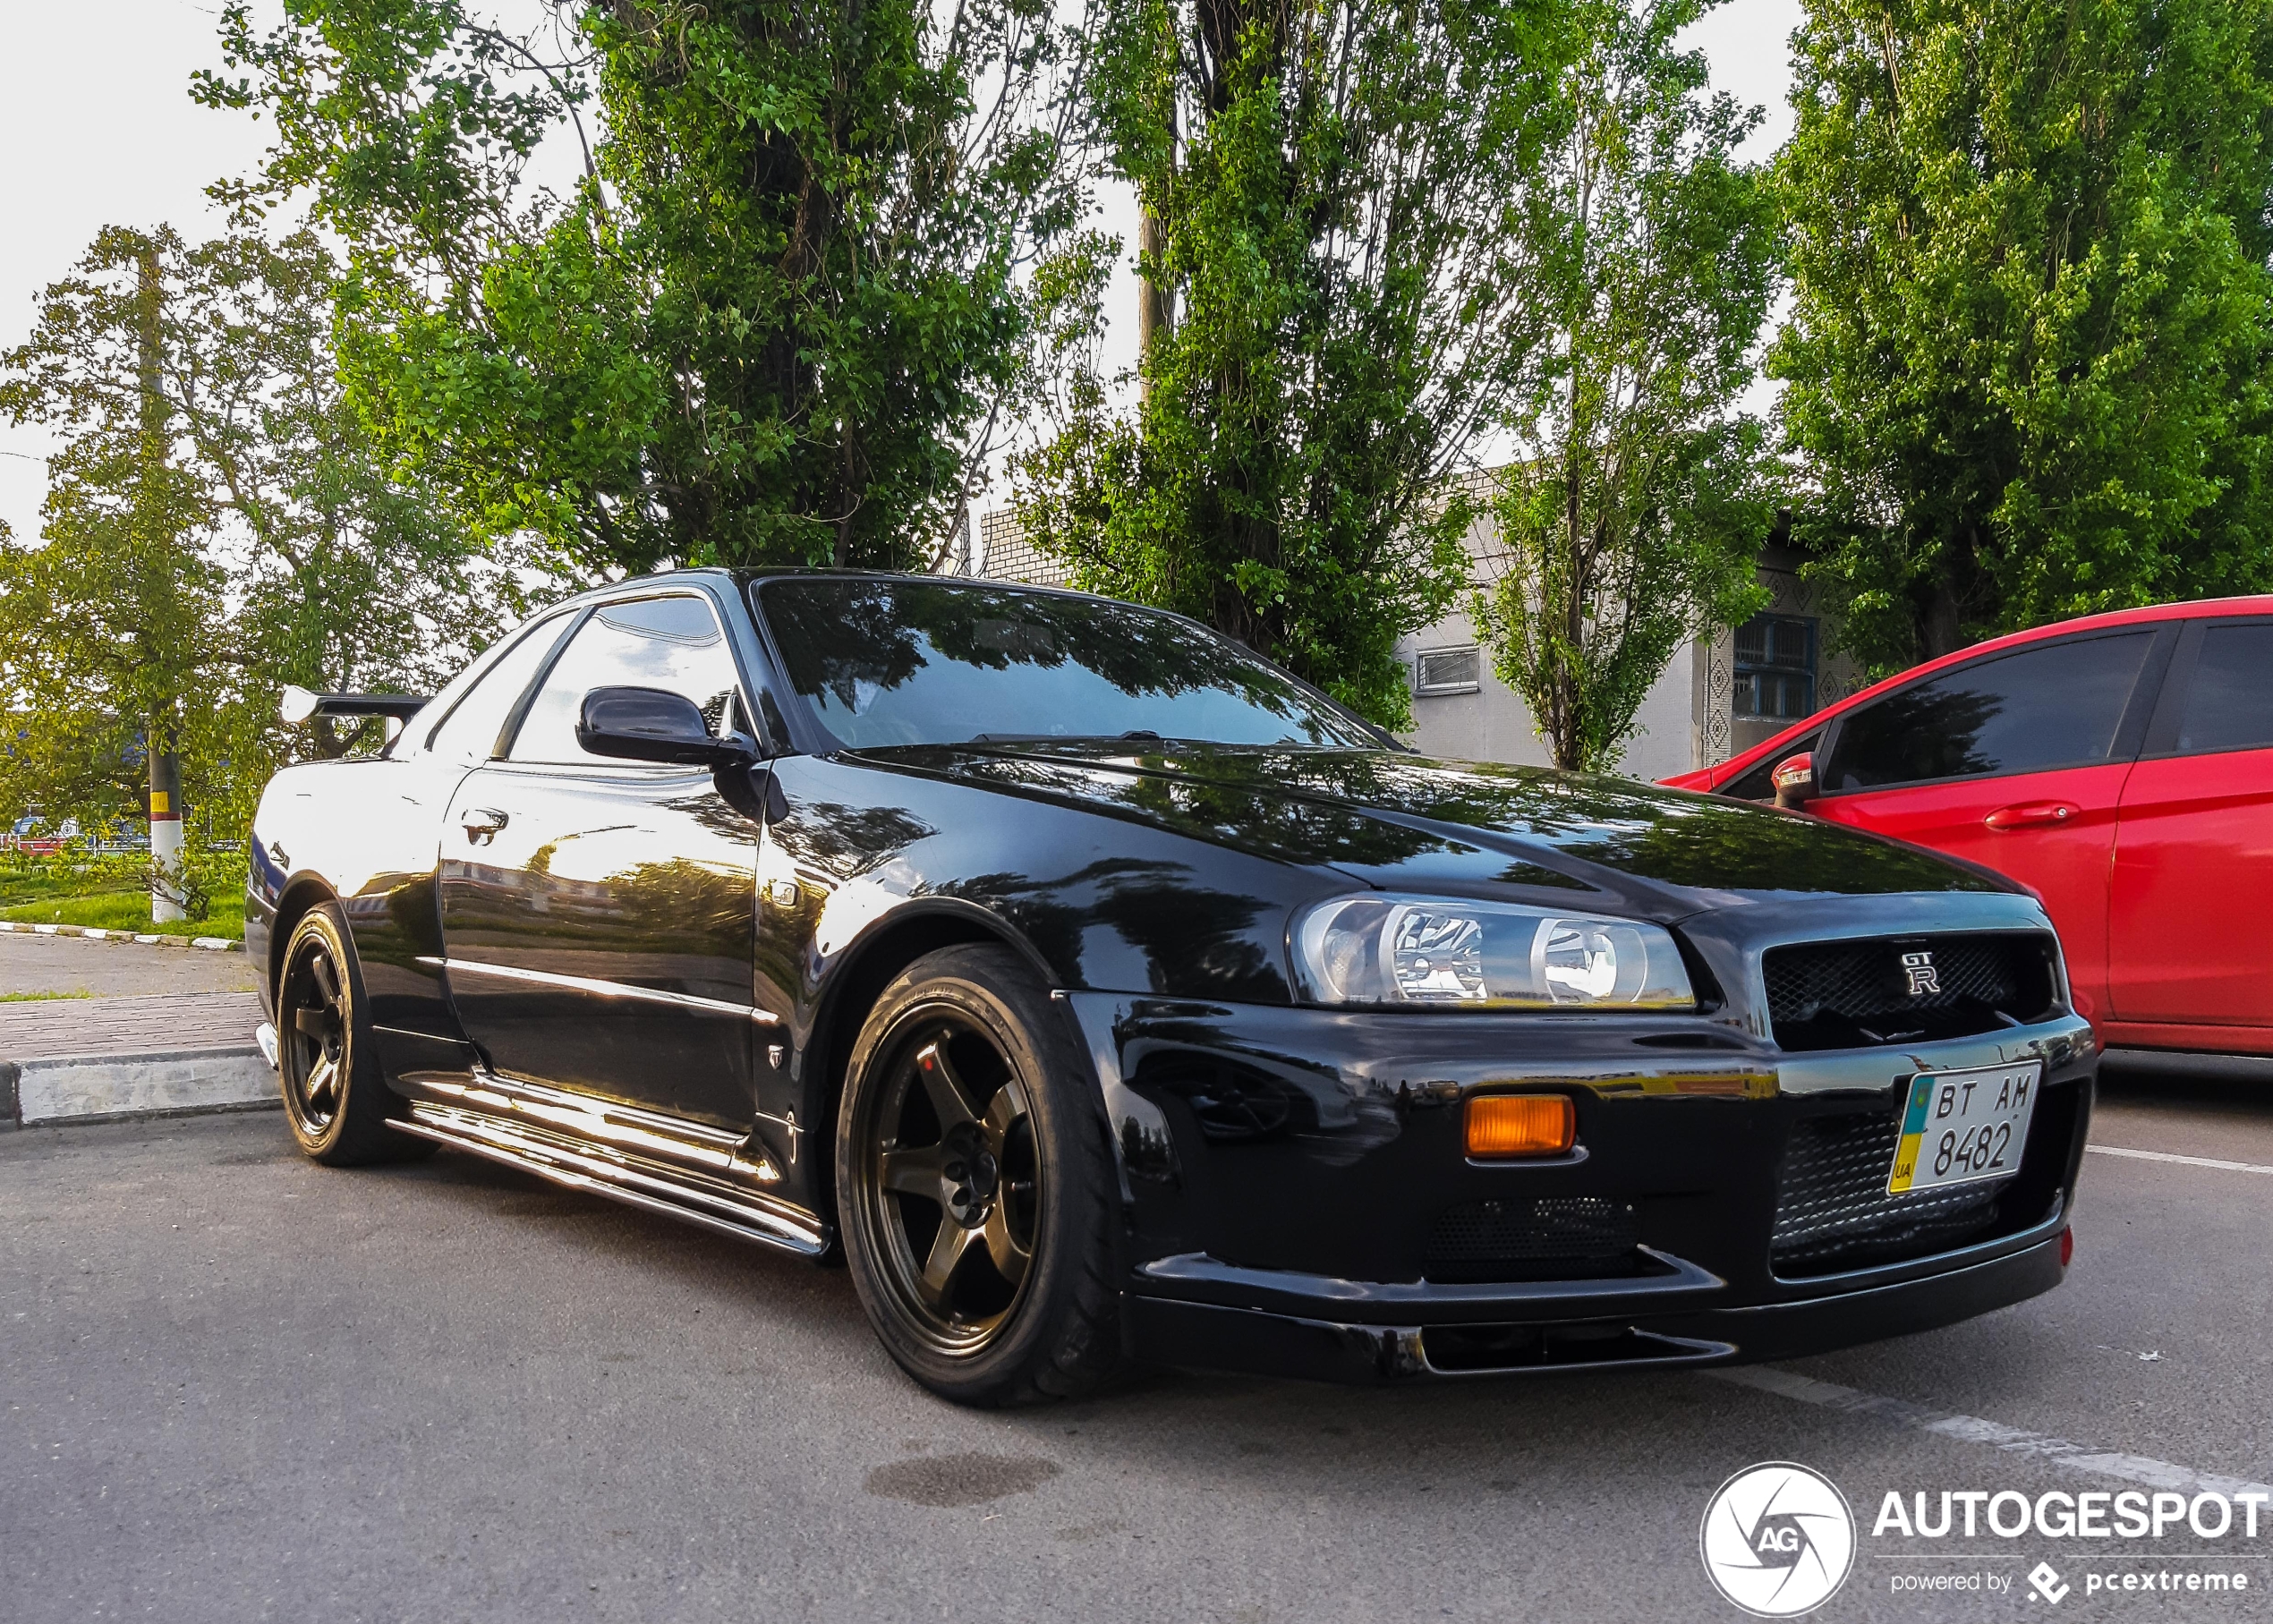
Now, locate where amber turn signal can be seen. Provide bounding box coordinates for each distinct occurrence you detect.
[1465,1093,1575,1158]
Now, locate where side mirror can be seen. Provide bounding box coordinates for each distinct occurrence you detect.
[1771,751,1816,811]
[576,686,754,768]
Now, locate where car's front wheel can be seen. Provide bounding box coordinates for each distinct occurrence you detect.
[277,903,430,1167]
[837,944,1121,1406]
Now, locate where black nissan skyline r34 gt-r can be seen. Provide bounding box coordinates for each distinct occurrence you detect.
[248,569,2093,1406]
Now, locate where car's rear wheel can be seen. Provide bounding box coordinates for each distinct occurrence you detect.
[837,944,1120,1406]
[277,903,430,1167]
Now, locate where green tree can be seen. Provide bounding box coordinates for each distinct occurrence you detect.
[0,226,541,897]
[200,0,1095,575]
[1012,0,1578,728]
[1472,0,1780,771]
[1775,0,2273,669]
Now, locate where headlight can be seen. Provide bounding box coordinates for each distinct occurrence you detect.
[1290,894,1695,1010]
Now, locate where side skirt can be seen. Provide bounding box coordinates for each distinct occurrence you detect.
[388,1100,830,1259]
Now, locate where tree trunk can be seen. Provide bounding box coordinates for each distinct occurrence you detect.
[1920,575,1965,660]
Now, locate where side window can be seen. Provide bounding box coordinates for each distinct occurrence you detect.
[1718,728,1823,803]
[2175,623,2273,754]
[1823,631,2154,794]
[507,595,744,764]
[423,614,575,765]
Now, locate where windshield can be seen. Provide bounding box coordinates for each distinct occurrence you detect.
[753,577,1380,751]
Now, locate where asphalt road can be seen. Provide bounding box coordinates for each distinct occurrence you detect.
[3,1064,2269,1623]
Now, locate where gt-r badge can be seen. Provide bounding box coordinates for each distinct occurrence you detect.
[1901,949,1941,996]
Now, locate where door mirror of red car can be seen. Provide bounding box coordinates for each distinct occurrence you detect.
[1771,751,1816,811]
[577,686,755,769]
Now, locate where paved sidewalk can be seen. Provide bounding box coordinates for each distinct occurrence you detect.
[0,991,270,1127]
[0,991,262,1060]
[0,931,260,998]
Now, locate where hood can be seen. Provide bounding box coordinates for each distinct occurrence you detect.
[852,741,2007,914]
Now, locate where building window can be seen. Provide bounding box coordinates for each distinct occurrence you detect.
[1414,646,1481,696]
[1733,615,1816,720]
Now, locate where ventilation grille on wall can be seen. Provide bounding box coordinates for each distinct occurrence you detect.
[1414,646,1482,696]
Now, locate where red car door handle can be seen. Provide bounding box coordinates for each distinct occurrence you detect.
[1985,802,2078,831]
[461,808,510,845]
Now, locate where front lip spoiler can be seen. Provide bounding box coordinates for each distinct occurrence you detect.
[1126,1226,2069,1383]
[1136,1245,1725,1314]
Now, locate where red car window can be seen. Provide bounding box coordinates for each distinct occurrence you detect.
[2173,623,2273,753]
[1820,632,2154,795]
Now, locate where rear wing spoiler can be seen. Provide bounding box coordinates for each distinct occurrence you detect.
[279,685,431,725]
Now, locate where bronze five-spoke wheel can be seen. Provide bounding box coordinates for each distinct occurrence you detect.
[276,904,428,1166]
[838,945,1120,1406]
[865,1023,1040,1350]
[282,936,349,1130]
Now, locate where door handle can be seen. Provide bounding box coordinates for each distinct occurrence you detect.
[1984,802,2078,831]
[461,808,510,846]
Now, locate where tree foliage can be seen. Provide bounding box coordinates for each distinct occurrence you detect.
[0,226,541,852]
[200,0,1096,575]
[1013,0,1579,728]
[1775,0,2273,668]
[1473,0,1779,771]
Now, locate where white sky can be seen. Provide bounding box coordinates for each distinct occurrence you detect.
[0,0,1806,547]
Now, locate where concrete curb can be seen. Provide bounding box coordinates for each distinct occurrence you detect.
[4,1046,277,1127]
[0,920,242,950]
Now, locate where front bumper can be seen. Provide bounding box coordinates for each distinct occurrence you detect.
[1058,991,2093,1382]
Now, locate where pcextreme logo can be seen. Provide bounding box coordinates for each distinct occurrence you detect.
[1700,1462,1858,1617]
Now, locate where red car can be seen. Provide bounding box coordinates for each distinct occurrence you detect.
[1663,596,2273,1058]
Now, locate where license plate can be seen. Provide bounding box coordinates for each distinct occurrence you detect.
[1887,1061,2041,1195]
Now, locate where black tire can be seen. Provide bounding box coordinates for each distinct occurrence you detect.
[836,944,1121,1406]
[276,903,430,1167]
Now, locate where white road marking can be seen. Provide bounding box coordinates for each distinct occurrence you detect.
[1705,1365,2273,1500]
[2087,1144,2273,1178]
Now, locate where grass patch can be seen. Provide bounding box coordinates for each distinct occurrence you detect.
[0,867,135,908]
[0,891,245,940]
[0,988,94,1001]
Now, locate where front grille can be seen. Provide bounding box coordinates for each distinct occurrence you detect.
[1771,1111,2011,1275]
[1763,933,2056,1051]
[1425,1195,1640,1282]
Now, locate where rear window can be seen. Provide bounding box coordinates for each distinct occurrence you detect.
[2176,623,2273,754]
[753,578,1377,751]
[1824,632,2153,793]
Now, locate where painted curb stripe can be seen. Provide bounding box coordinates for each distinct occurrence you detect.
[0,920,242,950]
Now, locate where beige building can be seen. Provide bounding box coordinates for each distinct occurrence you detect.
[949,509,1860,781]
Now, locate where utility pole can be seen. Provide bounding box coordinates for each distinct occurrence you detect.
[136,243,184,923]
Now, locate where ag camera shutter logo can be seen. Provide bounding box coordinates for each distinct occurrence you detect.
[1700,1462,1857,1616]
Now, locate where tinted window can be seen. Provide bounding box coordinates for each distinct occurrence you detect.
[509,596,744,763]
[1824,633,2152,793]
[1719,729,1823,803]
[755,579,1378,750]
[424,615,574,764]
[2176,623,2273,753]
